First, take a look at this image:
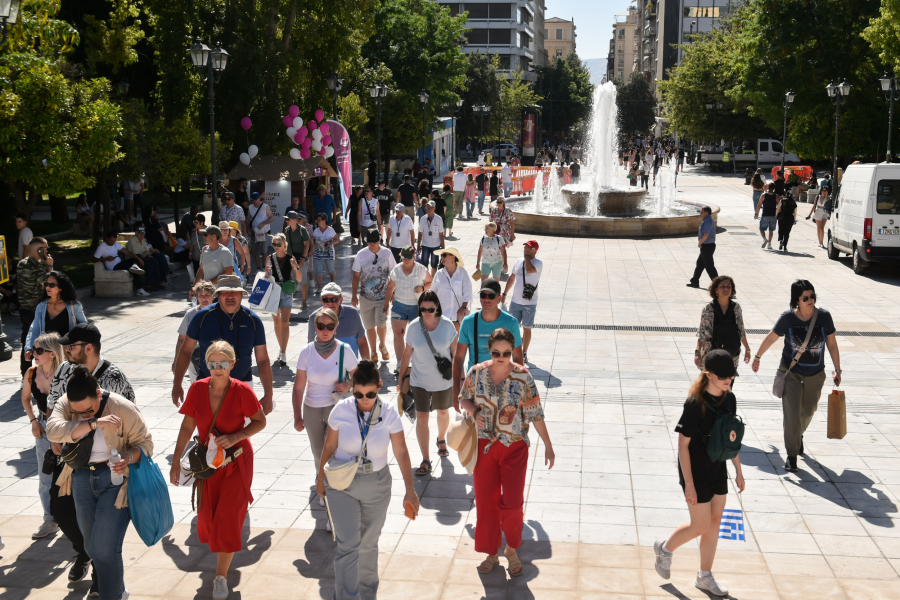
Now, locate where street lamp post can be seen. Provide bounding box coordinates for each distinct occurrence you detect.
[0,0,22,46]
[326,72,344,120]
[368,81,388,184]
[826,79,851,189]
[419,90,430,168]
[446,100,464,169]
[780,90,795,174]
[188,37,229,216]
[880,73,899,163]
[474,104,492,154]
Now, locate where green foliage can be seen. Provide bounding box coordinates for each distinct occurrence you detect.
[457,52,502,144]
[615,72,657,139]
[535,52,593,139]
[494,68,542,144]
[864,0,900,76]
[82,0,144,75]
[3,0,80,56]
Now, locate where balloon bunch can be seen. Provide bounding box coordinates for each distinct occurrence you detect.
[238,117,258,165]
[282,106,334,160]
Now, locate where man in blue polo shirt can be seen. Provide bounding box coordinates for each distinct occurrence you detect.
[171,274,273,413]
[687,206,719,288]
[314,184,337,225]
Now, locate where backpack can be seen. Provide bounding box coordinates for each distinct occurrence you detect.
[711,301,742,357]
[702,393,744,462]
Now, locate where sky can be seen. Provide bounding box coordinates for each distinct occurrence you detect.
[546,0,625,60]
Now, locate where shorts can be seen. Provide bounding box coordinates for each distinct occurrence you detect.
[679,467,728,504]
[508,301,536,329]
[814,208,827,221]
[359,297,388,329]
[420,246,441,270]
[391,301,418,322]
[759,216,777,231]
[411,386,454,412]
[482,261,502,279]
[278,291,294,309]
[315,258,335,275]
[250,237,268,258]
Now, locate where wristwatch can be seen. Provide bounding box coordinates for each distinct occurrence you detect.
[89,418,98,431]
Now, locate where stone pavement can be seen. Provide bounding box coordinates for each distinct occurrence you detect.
[2,163,900,599]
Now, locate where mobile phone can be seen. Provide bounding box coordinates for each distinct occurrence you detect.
[38,247,46,259]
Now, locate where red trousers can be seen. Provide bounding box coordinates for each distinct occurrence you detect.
[473,438,528,554]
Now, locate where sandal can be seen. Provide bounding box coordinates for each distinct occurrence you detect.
[477,555,499,574]
[415,460,432,477]
[436,439,449,458]
[504,547,523,577]
[380,344,390,360]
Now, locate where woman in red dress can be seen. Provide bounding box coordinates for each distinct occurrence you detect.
[170,340,267,600]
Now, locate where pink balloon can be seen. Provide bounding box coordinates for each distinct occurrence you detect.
[283,115,292,127]
[300,148,311,159]
[319,123,330,135]
[319,148,327,156]
[315,109,325,122]
[294,133,304,144]
[289,105,300,118]
[301,138,312,149]
[322,136,332,146]
[297,126,309,138]
[308,120,318,130]
[241,117,252,131]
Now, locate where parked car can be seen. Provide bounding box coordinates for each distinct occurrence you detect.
[487,143,519,158]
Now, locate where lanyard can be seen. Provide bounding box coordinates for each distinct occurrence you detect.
[356,403,373,459]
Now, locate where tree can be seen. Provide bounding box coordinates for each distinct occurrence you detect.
[492,68,542,146]
[615,72,657,140]
[535,52,593,141]
[457,53,502,146]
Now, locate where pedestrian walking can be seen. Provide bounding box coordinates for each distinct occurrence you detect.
[312,213,339,292]
[441,184,455,237]
[375,180,393,229]
[475,168,488,214]
[489,170,500,205]
[452,167,467,219]
[475,223,507,280]
[173,281,216,385]
[754,183,778,249]
[193,225,235,285]
[396,175,419,222]
[751,280,841,472]
[416,201,445,276]
[346,186,363,245]
[24,271,87,360]
[686,206,718,288]
[359,186,382,239]
[502,240,542,364]
[694,276,751,372]
[396,291,458,476]
[221,221,251,284]
[316,361,419,600]
[653,349,745,598]
[501,163,513,199]
[640,160,649,189]
[384,246,429,373]
[306,283,370,359]
[386,203,415,263]
[248,193,275,271]
[351,231,397,363]
[489,199,516,255]
[806,187,829,248]
[429,248,472,333]
[459,328,554,578]
[170,341,267,600]
[283,212,310,308]
[750,170,766,212]
[266,233,304,366]
[17,236,55,374]
[776,190,798,252]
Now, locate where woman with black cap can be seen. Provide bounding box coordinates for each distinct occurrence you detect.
[654,349,745,598]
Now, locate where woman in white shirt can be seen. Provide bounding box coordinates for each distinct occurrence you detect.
[384,245,430,374]
[429,247,472,332]
[358,187,382,238]
[317,361,418,600]
[397,291,458,476]
[475,222,507,280]
[293,308,357,528]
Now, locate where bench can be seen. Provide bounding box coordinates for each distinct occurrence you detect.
[94,262,132,298]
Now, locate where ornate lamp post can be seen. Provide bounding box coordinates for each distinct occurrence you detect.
[880,73,899,163]
[826,79,851,188]
[116,79,130,97]
[0,0,21,46]
[187,38,229,213]
[326,72,344,120]
[368,81,388,183]
[780,90,795,174]
[419,90,430,167]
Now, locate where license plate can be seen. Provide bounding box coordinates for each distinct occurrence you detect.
[878,229,900,235]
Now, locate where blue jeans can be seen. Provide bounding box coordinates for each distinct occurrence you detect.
[420,246,441,270]
[34,423,52,521]
[72,465,131,600]
[477,192,486,212]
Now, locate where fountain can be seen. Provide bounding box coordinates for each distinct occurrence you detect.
[510,82,717,237]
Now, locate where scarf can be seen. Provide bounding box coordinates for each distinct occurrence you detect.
[315,338,337,356]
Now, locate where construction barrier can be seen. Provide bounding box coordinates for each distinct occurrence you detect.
[771,165,813,182]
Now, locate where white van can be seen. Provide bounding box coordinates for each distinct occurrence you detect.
[826,163,900,274]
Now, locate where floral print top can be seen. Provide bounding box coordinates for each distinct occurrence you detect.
[697,300,747,369]
[489,207,516,248]
[460,362,544,452]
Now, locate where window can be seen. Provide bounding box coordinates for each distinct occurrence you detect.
[489,28,511,44]
[618,69,624,78]
[497,54,511,69]
[467,4,488,19]
[876,180,900,214]
[556,29,562,39]
[759,142,769,152]
[555,48,563,57]
[466,29,488,44]
[490,3,511,19]
[440,3,460,16]
[618,57,624,66]
[619,29,625,38]
[772,141,783,153]
[684,7,719,18]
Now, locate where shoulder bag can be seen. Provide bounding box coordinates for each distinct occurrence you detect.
[420,319,453,380]
[270,253,296,294]
[60,391,110,470]
[331,343,348,404]
[185,379,231,482]
[772,308,818,398]
[324,400,383,490]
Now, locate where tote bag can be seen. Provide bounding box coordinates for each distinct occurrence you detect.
[127,448,175,546]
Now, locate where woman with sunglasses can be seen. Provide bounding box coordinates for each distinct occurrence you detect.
[292,308,357,528]
[358,186,382,239]
[475,222,508,280]
[24,270,87,363]
[397,291,458,476]
[489,198,516,262]
[653,349,745,597]
[266,233,303,366]
[459,328,553,578]
[170,341,267,600]
[384,246,430,374]
[751,279,841,473]
[429,248,472,333]
[317,361,418,600]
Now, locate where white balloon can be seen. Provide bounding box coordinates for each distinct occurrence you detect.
[311,139,323,151]
[325,146,335,158]
[248,145,259,159]
[311,129,323,141]
[240,152,251,165]
[286,127,297,139]
[293,116,303,130]
[290,148,302,159]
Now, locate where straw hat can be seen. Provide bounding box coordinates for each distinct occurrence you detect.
[440,247,465,267]
[446,416,478,475]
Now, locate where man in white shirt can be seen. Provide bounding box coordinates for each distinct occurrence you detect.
[502,240,543,363]
[416,201,445,276]
[351,230,397,362]
[94,232,149,295]
[500,164,513,199]
[15,213,33,260]
[452,167,468,219]
[248,192,274,271]
[386,203,415,263]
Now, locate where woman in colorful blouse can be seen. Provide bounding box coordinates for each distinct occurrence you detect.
[489,198,516,254]
[458,328,555,578]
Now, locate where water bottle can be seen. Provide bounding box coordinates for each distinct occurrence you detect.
[109,449,124,485]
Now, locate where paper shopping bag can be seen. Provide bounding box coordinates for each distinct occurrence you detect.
[248,273,274,312]
[827,389,847,439]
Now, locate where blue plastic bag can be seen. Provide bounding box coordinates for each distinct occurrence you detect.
[127,448,174,546]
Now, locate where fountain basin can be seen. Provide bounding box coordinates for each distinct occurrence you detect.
[560,184,648,215]
[511,200,719,238]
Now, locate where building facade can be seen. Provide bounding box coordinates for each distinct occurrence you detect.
[607,6,638,82]
[439,1,547,80]
[544,17,576,64]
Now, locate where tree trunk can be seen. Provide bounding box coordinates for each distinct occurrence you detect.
[99,178,112,238]
[11,182,39,219]
[48,195,70,224]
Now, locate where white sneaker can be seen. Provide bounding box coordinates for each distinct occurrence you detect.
[212,575,229,600]
[653,540,672,579]
[0,535,5,550]
[119,590,130,600]
[279,352,287,364]
[319,496,325,507]
[32,520,59,539]
[695,571,728,596]
[136,288,150,296]
[767,241,772,249]
[128,265,144,274]
[761,240,767,248]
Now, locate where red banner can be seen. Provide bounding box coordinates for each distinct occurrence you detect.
[522,113,536,157]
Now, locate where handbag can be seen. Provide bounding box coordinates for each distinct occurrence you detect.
[772,308,818,398]
[185,380,230,482]
[396,390,417,423]
[331,344,348,404]
[446,414,478,475]
[60,391,110,470]
[248,272,274,311]
[827,388,847,439]
[324,400,383,490]
[127,447,174,546]
[270,254,296,295]
[420,319,452,380]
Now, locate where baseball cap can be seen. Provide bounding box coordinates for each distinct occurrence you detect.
[204,225,222,238]
[400,245,415,259]
[321,282,343,297]
[427,200,436,207]
[394,203,406,211]
[704,349,738,378]
[251,192,260,201]
[524,240,540,251]
[58,322,101,346]
[136,227,146,233]
[480,277,502,295]
[366,230,381,243]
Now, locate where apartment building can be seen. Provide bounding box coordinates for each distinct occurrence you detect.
[544,17,576,64]
[608,6,638,81]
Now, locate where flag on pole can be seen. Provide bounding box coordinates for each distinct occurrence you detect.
[719,509,745,541]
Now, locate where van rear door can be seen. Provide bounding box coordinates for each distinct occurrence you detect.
[872,177,900,251]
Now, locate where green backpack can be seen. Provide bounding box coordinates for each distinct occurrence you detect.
[702,393,744,462]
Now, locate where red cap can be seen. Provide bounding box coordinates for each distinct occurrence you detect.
[523,240,539,250]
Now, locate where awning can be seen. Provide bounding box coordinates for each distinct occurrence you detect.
[225,155,337,181]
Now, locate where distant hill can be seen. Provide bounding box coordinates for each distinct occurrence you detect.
[583,58,607,85]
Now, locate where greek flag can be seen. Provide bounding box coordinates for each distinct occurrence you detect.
[719,509,744,541]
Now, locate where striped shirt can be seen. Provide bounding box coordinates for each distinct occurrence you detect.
[389,262,428,305]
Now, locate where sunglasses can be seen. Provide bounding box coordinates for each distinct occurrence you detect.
[206,360,232,371]
[315,322,336,331]
[44,282,57,288]
[480,292,497,300]
[321,297,341,304]
[801,294,817,302]
[419,307,437,314]
[490,350,512,358]
[33,347,48,356]
[272,242,283,247]
[353,391,378,399]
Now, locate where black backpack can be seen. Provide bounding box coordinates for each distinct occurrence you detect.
[702,393,744,462]
[711,301,742,357]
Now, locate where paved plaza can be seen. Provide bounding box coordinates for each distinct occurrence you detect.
[3,164,900,599]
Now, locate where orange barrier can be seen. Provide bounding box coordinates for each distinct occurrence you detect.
[771,165,813,182]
